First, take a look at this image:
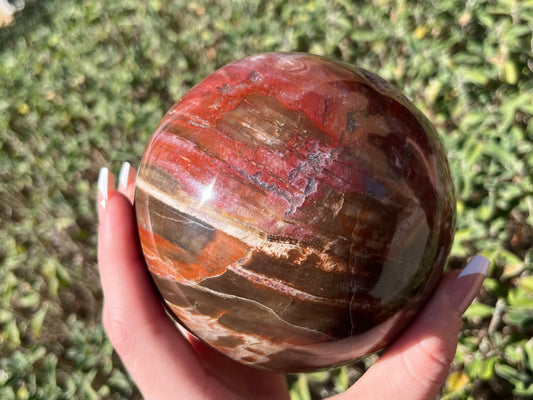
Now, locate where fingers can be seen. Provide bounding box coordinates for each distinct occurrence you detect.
[97,164,289,400]
[97,164,172,352]
[97,165,214,400]
[338,256,489,400]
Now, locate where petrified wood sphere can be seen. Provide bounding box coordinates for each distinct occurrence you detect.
[135,53,456,373]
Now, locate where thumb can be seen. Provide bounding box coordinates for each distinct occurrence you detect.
[339,255,489,400]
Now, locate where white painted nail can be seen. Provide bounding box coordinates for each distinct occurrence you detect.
[458,255,490,278]
[97,167,115,217]
[98,167,109,208]
[449,255,490,315]
[118,162,131,191]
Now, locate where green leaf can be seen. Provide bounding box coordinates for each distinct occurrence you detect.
[507,288,533,308]
[80,371,99,400]
[463,302,494,319]
[457,67,490,85]
[333,366,350,392]
[31,305,48,338]
[503,60,518,85]
[505,308,533,330]
[4,319,21,345]
[495,364,520,381]
[16,386,29,400]
[290,375,311,400]
[0,309,13,324]
[445,370,470,393]
[18,291,40,308]
[524,339,533,372]
[479,356,499,381]
[483,278,508,298]
[518,276,533,294]
[501,263,525,279]
[483,143,522,174]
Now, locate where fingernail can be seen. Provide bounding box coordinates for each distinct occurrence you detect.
[118,162,136,203]
[118,162,131,190]
[98,167,115,220]
[448,255,490,315]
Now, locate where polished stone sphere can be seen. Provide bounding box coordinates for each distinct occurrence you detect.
[134,52,456,373]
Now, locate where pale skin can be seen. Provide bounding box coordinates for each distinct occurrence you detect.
[97,164,489,400]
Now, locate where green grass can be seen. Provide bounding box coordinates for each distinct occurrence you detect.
[1,0,532,398]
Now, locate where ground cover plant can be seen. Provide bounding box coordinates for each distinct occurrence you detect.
[0,0,532,398]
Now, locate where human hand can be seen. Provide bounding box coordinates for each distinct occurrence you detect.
[97,163,489,400]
